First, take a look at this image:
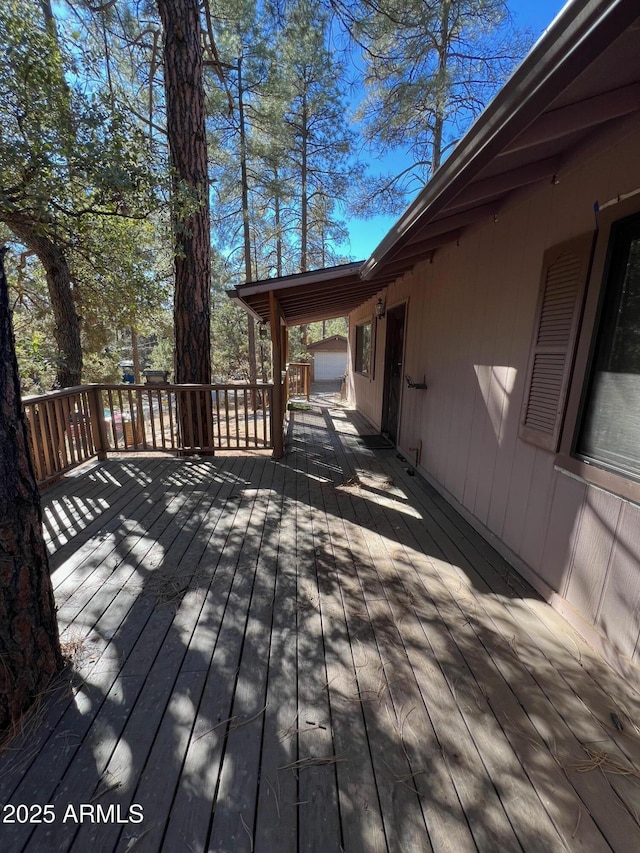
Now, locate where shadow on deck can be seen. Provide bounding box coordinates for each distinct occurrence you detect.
[2,400,640,852]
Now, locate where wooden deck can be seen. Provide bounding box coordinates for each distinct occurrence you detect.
[2,398,640,853]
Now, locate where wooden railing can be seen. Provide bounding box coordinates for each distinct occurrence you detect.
[22,382,274,486]
[287,362,311,401]
[22,386,99,487]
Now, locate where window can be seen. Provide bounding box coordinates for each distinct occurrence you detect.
[354,321,372,375]
[576,213,640,479]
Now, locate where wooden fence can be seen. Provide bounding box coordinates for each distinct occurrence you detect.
[22,383,274,486]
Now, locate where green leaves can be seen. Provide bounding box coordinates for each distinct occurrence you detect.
[0,0,169,388]
[343,0,532,197]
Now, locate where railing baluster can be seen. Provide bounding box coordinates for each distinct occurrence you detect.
[83,390,97,457]
[185,390,195,450]
[139,387,148,449]
[53,396,68,469]
[104,389,114,448]
[243,388,250,449]
[83,391,94,458]
[156,389,165,449]
[234,388,240,449]
[223,389,229,448]
[147,389,157,449]
[23,403,43,482]
[215,387,222,446]
[116,387,127,449]
[42,400,57,478]
[252,389,258,448]
[263,388,268,447]
[197,389,205,449]
[72,394,84,460]
[125,387,136,449]
[61,395,75,465]
[165,389,174,449]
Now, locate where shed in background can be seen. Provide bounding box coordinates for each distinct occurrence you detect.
[306,335,348,382]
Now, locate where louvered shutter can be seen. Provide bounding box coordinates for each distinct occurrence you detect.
[519,234,594,452]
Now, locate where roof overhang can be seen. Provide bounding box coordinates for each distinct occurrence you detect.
[361,0,640,281]
[230,0,640,326]
[229,262,394,326]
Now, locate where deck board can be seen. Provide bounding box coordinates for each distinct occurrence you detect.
[373,456,640,850]
[2,399,640,853]
[316,421,450,853]
[322,418,515,853]
[295,417,344,853]
[345,447,630,851]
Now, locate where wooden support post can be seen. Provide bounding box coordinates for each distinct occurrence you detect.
[269,291,284,459]
[283,324,290,409]
[89,384,108,460]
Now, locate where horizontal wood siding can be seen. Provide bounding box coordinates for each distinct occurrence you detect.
[350,114,640,672]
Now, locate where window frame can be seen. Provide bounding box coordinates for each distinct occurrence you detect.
[556,197,640,504]
[354,319,373,377]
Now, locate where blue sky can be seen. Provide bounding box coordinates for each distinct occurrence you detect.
[346,0,569,261]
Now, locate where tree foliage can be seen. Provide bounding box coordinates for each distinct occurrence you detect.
[331,0,531,208]
[0,0,535,388]
[0,0,166,388]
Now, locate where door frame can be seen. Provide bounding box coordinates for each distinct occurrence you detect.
[380,299,408,444]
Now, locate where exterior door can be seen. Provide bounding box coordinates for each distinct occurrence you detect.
[381,304,406,443]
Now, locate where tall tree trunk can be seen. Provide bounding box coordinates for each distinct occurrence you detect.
[432,0,451,174]
[274,170,283,278]
[299,92,309,349]
[237,56,257,386]
[0,247,63,736]
[272,174,283,384]
[5,215,82,388]
[157,0,211,386]
[157,0,212,450]
[131,327,141,384]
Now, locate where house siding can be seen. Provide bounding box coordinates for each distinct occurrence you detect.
[348,116,640,674]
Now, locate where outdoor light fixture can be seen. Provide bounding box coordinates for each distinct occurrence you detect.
[375,297,386,319]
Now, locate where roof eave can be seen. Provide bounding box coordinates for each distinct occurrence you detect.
[233,261,363,299]
[226,289,266,323]
[361,0,640,280]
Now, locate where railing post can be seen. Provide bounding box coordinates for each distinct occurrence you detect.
[269,291,285,458]
[88,385,108,460]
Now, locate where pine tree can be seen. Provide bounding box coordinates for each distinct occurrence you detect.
[0,246,63,736]
[157,0,212,386]
[0,0,163,388]
[332,0,530,207]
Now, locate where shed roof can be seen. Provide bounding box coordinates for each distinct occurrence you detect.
[306,335,348,352]
[229,0,640,326]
